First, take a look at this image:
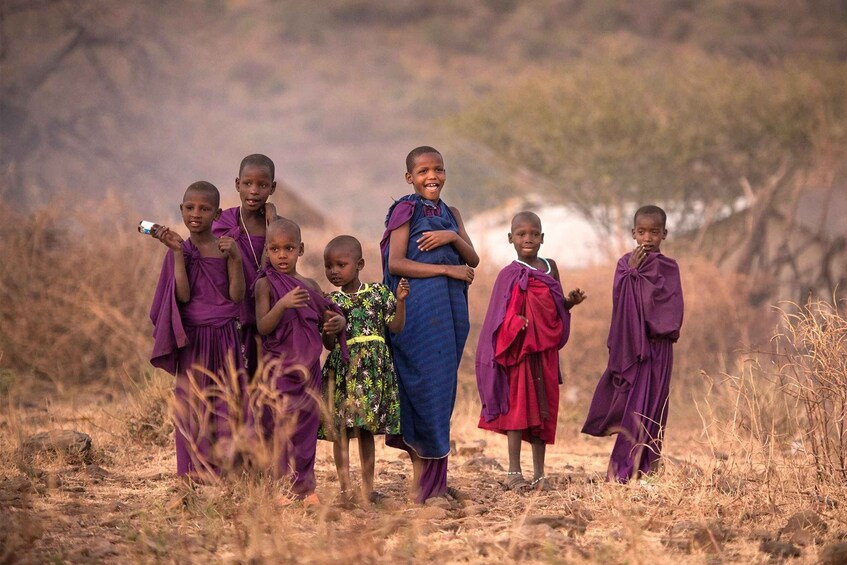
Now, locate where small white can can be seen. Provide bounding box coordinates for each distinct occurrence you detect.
[138,220,157,235]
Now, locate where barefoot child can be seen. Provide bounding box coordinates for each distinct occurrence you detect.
[319,235,409,504]
[213,154,278,377]
[582,205,684,483]
[476,212,585,492]
[254,218,346,504]
[149,181,245,481]
[381,146,479,503]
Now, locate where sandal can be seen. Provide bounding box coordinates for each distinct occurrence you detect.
[505,471,531,493]
[530,476,552,492]
[368,490,387,504]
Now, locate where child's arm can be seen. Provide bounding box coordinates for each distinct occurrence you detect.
[264,202,279,225]
[549,259,586,309]
[152,226,190,303]
[218,236,245,302]
[255,278,310,336]
[321,310,346,349]
[388,223,475,283]
[387,278,409,334]
[413,207,480,268]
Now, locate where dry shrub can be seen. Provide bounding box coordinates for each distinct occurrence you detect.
[696,296,847,491]
[0,194,159,387]
[775,297,847,483]
[125,370,174,447]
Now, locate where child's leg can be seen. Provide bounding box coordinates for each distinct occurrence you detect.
[530,436,546,481]
[333,427,352,493]
[507,430,523,473]
[357,430,375,496]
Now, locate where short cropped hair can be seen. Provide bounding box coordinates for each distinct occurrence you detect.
[405,146,442,173]
[185,181,220,208]
[325,235,363,260]
[266,217,301,242]
[239,154,276,180]
[634,205,667,228]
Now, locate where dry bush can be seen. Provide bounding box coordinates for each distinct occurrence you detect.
[0,194,159,387]
[774,297,847,483]
[124,370,174,448]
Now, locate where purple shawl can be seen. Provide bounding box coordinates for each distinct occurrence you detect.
[149,239,240,374]
[213,207,265,325]
[475,261,571,422]
[258,268,348,370]
[605,252,683,388]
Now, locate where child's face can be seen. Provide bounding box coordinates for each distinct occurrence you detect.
[266,230,303,275]
[405,152,445,203]
[509,218,544,262]
[236,164,276,213]
[180,190,221,234]
[632,213,667,253]
[323,246,363,290]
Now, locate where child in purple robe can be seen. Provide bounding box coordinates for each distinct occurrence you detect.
[381,146,479,504]
[254,218,346,506]
[213,154,279,378]
[148,181,246,482]
[476,212,585,492]
[582,205,684,483]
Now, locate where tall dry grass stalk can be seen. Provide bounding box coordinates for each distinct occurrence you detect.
[774,296,847,483]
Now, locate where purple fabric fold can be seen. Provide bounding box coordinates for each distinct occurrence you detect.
[150,239,239,373]
[475,261,571,422]
[581,251,684,482]
[257,267,347,495]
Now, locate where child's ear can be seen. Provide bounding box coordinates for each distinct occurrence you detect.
[631,228,637,239]
[214,208,222,220]
[540,233,545,244]
[270,180,277,194]
[662,228,668,239]
[235,177,240,191]
[507,232,513,243]
[405,171,413,185]
[357,257,365,271]
[179,203,185,212]
[298,243,305,256]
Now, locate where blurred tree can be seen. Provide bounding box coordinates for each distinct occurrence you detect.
[0,0,199,206]
[453,54,847,239]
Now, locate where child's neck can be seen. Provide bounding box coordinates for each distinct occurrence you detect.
[341,277,362,294]
[189,230,215,245]
[516,255,544,270]
[240,206,267,235]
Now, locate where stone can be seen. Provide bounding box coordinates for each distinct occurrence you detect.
[781,510,827,546]
[759,540,801,558]
[22,430,92,462]
[463,456,504,471]
[819,542,847,565]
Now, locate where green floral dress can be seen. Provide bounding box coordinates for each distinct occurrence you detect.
[318,283,401,439]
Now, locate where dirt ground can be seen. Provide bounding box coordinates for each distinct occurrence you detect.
[2,384,846,565]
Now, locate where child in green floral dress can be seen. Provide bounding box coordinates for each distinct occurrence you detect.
[319,235,409,504]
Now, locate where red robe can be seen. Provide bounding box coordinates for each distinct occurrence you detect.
[478,278,564,444]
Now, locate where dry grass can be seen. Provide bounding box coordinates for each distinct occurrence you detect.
[2,205,847,563]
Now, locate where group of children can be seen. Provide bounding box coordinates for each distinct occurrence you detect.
[147,146,684,507]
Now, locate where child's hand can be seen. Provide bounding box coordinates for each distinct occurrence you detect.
[567,288,587,308]
[218,236,241,259]
[448,265,475,284]
[518,315,529,331]
[322,312,346,336]
[628,245,647,268]
[396,278,410,301]
[150,225,184,251]
[417,230,456,252]
[264,202,278,225]
[278,287,309,310]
